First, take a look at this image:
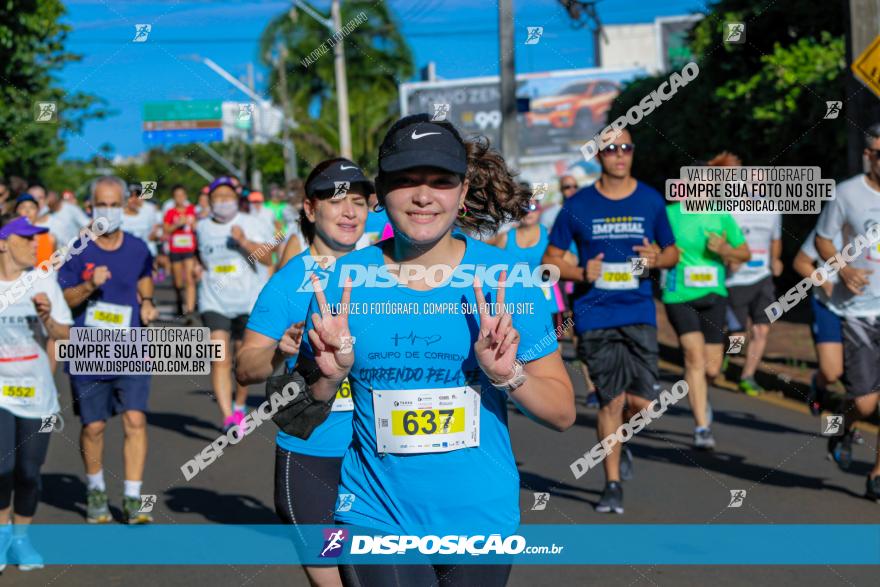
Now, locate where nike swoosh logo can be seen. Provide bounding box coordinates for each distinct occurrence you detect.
[411,131,441,140]
[339,165,357,170]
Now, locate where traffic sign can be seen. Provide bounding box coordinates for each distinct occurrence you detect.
[143,100,222,122]
[143,120,222,131]
[852,34,880,99]
[143,128,223,146]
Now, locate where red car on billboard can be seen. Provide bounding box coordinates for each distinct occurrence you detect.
[526,79,620,131]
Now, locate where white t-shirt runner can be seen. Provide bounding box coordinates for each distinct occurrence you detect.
[196,213,268,317]
[122,206,161,257]
[726,213,782,287]
[815,175,880,318]
[0,272,73,418]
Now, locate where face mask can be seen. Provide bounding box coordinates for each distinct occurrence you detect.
[93,206,122,233]
[212,201,238,222]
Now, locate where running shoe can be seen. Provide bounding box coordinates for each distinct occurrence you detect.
[585,392,599,408]
[738,377,764,397]
[867,475,880,503]
[620,446,634,481]
[594,481,624,514]
[693,428,716,450]
[0,524,11,573]
[86,488,112,524]
[233,409,248,436]
[222,413,237,434]
[123,495,153,525]
[827,432,853,471]
[8,534,44,571]
[807,373,824,416]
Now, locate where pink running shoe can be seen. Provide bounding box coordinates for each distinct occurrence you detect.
[232,409,248,436]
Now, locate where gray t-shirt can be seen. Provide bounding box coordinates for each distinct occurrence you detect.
[815,175,880,318]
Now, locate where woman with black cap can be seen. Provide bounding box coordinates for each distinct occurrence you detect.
[236,158,370,587]
[302,115,575,586]
[194,177,274,433]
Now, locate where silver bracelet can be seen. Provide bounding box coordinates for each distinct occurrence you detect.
[490,361,527,392]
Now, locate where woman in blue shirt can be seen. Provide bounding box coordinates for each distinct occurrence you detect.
[236,158,370,587]
[303,115,575,586]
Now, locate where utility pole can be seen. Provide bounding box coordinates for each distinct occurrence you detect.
[331,0,352,159]
[246,62,262,191]
[846,0,880,175]
[498,0,518,168]
[276,45,299,181]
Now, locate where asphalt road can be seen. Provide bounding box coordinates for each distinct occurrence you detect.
[2,286,878,586]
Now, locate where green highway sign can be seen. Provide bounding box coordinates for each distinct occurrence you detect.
[143,100,222,122]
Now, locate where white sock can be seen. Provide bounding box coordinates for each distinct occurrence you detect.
[87,471,106,491]
[234,403,245,413]
[124,480,142,499]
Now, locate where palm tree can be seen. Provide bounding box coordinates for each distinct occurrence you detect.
[259,1,414,174]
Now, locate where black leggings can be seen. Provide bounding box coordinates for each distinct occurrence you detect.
[273,446,342,525]
[0,408,51,517]
[341,560,512,587]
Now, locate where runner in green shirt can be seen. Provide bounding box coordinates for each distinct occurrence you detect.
[662,201,750,450]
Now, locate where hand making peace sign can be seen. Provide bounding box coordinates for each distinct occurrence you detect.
[473,271,521,383]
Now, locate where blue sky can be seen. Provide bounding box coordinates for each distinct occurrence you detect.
[60,0,702,159]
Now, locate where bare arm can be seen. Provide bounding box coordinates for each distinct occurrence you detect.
[507,352,575,431]
[63,281,97,309]
[236,329,286,385]
[543,244,586,282]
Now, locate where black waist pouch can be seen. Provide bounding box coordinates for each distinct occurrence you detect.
[265,369,335,440]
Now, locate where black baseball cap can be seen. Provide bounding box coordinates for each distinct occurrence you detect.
[379,119,467,175]
[305,158,373,197]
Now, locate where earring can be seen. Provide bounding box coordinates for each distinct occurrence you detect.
[458,204,469,218]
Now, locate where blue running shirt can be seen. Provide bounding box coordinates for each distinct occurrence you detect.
[247,250,353,457]
[305,234,555,535]
[548,182,675,333]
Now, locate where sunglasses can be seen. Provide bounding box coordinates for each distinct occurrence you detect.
[600,143,635,155]
[868,148,880,158]
[561,184,577,190]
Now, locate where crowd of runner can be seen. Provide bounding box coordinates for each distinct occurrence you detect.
[0,116,878,585]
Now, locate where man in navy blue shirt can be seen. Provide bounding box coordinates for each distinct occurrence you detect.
[58,175,157,525]
[543,129,679,514]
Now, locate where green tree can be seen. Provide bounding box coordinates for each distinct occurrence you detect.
[607,0,846,190]
[259,0,414,174]
[0,0,109,181]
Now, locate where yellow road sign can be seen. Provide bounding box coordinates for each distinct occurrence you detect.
[852,34,880,99]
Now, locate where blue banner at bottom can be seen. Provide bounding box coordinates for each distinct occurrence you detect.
[7,525,880,565]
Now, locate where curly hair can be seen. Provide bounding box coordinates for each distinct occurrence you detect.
[376,114,530,236]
